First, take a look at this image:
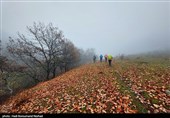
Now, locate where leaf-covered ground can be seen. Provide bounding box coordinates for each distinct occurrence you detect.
[0,60,170,113]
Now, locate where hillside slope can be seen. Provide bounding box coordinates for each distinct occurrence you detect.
[0,61,169,113]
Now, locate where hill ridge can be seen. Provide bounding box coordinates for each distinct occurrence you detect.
[0,61,169,113]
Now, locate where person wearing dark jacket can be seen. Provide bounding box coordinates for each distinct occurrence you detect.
[93,55,96,63]
[104,54,108,62]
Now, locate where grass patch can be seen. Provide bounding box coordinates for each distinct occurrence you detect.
[81,106,87,111]
[151,98,160,104]
[113,71,148,113]
[164,105,170,110]
[141,91,150,99]
[167,85,170,90]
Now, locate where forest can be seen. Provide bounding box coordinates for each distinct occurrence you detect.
[0,22,96,104]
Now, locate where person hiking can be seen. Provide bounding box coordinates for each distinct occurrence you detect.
[93,55,96,63]
[104,54,108,62]
[108,54,113,66]
[100,54,103,62]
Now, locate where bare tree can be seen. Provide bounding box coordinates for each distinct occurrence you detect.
[0,52,13,95]
[60,39,80,72]
[7,22,65,81]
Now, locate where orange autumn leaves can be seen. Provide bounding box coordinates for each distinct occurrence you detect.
[0,62,169,113]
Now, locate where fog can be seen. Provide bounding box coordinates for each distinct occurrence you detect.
[1,0,170,56]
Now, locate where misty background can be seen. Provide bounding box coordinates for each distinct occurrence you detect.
[0,0,170,109]
[1,0,170,56]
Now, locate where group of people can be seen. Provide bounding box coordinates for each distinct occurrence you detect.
[93,54,113,66]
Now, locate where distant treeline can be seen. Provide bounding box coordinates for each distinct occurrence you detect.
[115,50,170,60]
[0,22,96,103]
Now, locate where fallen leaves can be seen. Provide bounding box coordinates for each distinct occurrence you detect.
[0,61,169,113]
[114,61,170,113]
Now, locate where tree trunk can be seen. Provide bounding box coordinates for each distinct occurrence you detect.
[52,68,56,78]
[46,69,50,80]
[64,64,67,72]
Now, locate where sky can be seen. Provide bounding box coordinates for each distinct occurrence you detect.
[1,0,170,56]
